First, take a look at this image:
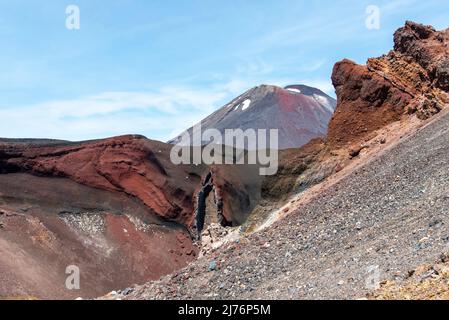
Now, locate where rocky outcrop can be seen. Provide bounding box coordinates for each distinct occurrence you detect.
[393,21,449,92]
[328,21,449,148]
[328,59,412,147]
[246,22,449,231]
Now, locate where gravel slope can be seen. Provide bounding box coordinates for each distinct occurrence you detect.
[117,110,449,300]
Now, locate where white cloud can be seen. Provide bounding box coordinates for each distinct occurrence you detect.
[221,79,254,95]
[30,88,226,118]
[0,75,334,142]
[298,59,327,73]
[236,59,275,76]
[0,86,230,142]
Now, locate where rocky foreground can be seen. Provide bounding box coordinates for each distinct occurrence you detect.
[108,107,449,300]
[370,253,449,300]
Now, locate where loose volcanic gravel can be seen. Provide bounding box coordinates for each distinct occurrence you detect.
[113,111,449,300]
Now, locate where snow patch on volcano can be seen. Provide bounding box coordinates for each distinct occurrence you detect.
[287,88,301,94]
[241,99,251,111]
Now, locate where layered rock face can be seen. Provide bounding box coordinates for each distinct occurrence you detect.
[393,21,449,92]
[328,21,449,148]
[0,135,203,226]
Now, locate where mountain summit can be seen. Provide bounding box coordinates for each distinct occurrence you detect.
[169,84,336,149]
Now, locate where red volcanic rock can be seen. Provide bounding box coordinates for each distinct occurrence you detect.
[0,135,204,226]
[328,21,449,149]
[0,172,199,299]
[0,135,265,298]
[0,135,266,235]
[394,21,449,92]
[328,59,411,148]
[0,137,209,298]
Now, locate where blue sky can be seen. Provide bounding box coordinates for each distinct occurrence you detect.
[0,0,448,141]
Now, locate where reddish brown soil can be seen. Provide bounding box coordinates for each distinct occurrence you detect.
[0,173,198,299]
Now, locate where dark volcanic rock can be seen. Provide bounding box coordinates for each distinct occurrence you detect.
[169,84,336,150]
